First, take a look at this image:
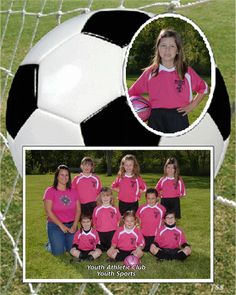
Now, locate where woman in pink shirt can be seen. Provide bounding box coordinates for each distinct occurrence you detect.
[128,28,208,134]
[43,165,81,256]
[111,154,146,215]
[150,211,191,260]
[156,157,186,219]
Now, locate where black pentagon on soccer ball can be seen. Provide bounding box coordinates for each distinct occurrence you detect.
[208,68,231,140]
[81,10,151,47]
[6,64,39,139]
[81,96,160,146]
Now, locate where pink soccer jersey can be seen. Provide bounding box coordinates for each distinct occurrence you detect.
[136,203,166,236]
[154,225,188,249]
[72,173,101,204]
[43,186,79,223]
[111,174,147,203]
[128,64,208,109]
[92,205,121,232]
[112,226,145,251]
[155,176,186,198]
[72,228,100,251]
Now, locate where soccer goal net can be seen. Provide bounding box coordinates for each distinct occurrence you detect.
[0,0,235,295]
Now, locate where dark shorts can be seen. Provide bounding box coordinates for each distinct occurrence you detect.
[154,247,187,261]
[143,236,155,252]
[119,200,139,216]
[98,230,116,251]
[81,201,97,216]
[148,108,189,133]
[78,249,92,258]
[161,197,181,219]
[115,249,133,261]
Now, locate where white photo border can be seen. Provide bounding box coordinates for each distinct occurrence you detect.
[123,13,216,138]
[23,146,214,283]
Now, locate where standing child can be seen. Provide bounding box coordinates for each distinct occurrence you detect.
[70,214,102,262]
[128,28,208,133]
[150,211,191,261]
[111,154,146,215]
[155,157,185,219]
[136,188,166,252]
[107,211,145,262]
[72,157,101,216]
[92,187,121,251]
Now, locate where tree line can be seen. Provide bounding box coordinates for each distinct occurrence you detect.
[126,17,211,77]
[26,149,210,176]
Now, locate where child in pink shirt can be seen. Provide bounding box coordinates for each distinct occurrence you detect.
[111,154,146,215]
[92,187,121,251]
[107,210,145,262]
[70,214,102,262]
[155,157,185,219]
[128,28,208,134]
[136,188,166,252]
[150,211,191,261]
[72,157,101,216]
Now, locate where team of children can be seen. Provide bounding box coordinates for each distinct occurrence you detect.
[69,154,191,263]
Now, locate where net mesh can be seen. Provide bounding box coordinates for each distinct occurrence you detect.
[1,0,235,294]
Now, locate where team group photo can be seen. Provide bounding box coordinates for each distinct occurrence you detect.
[24,148,212,281]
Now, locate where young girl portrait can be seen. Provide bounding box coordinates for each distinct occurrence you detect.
[155,157,186,219]
[150,211,191,261]
[107,210,145,262]
[136,188,166,252]
[127,16,211,134]
[70,214,102,262]
[92,187,121,251]
[72,157,101,216]
[111,154,146,215]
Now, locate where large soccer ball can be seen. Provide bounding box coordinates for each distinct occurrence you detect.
[6,9,231,177]
[6,9,153,174]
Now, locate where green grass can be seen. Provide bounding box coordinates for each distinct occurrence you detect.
[1,0,235,294]
[25,173,211,280]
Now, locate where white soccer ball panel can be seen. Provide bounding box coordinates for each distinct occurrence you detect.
[21,13,94,64]
[8,109,84,175]
[159,113,226,176]
[38,34,124,123]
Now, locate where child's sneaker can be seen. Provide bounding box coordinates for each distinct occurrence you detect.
[87,254,94,261]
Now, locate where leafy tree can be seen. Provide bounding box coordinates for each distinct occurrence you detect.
[127,17,211,76]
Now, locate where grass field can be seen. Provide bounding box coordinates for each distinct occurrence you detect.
[25,173,211,281]
[1,0,235,294]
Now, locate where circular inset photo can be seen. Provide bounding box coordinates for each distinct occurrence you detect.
[124,14,215,137]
